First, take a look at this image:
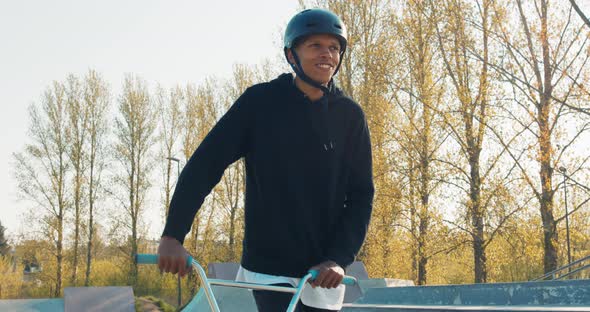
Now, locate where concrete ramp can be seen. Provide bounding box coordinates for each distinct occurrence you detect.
[183,285,257,311]
[64,286,135,312]
[0,298,64,312]
[344,261,369,303]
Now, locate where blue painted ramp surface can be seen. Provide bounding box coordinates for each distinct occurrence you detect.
[342,279,590,311]
[0,298,64,312]
[352,279,590,306]
[341,305,590,311]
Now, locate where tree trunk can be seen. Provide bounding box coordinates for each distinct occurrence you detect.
[539,98,558,272]
[85,152,96,286]
[85,181,94,286]
[539,0,558,273]
[417,214,428,285]
[409,160,418,282]
[418,135,430,285]
[71,169,81,286]
[55,216,63,297]
[470,151,487,283]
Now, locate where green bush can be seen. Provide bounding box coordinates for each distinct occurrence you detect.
[135,295,175,312]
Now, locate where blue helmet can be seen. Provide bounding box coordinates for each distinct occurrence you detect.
[284,8,347,54]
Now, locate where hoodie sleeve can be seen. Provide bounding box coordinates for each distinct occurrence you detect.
[324,110,374,269]
[162,89,253,244]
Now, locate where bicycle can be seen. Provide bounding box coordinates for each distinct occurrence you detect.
[136,253,357,312]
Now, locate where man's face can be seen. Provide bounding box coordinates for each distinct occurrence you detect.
[288,34,342,85]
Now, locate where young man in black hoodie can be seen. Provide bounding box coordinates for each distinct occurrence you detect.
[157,8,374,311]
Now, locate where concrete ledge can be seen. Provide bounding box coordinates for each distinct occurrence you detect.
[64,286,135,312]
[359,278,415,290]
[207,262,239,280]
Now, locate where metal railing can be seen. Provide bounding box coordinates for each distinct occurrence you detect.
[533,254,590,281]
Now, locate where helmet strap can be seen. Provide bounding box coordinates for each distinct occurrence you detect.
[333,51,345,76]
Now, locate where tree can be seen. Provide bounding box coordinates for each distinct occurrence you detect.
[14,81,70,297]
[64,74,87,286]
[432,0,524,283]
[113,74,157,285]
[392,0,450,285]
[0,221,9,256]
[181,78,220,258]
[156,85,183,219]
[491,0,590,273]
[433,0,491,282]
[83,70,110,286]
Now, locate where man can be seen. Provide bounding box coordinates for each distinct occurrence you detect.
[158,8,374,311]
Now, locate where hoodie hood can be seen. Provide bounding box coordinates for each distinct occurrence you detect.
[272,73,343,152]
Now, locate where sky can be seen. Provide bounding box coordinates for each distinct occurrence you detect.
[0,0,300,240]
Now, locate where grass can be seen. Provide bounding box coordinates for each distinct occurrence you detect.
[135,295,176,312]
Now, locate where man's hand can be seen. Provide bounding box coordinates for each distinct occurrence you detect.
[309,261,344,289]
[157,236,191,278]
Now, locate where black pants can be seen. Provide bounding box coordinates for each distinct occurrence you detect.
[252,283,338,312]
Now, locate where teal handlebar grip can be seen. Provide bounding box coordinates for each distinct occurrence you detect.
[308,270,357,285]
[135,253,193,268]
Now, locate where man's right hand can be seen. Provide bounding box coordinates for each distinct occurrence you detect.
[157,236,191,278]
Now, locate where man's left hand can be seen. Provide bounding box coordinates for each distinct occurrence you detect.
[309,261,344,289]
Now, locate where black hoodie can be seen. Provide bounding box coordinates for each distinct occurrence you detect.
[162,73,374,277]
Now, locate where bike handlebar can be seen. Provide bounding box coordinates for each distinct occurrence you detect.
[135,253,357,285]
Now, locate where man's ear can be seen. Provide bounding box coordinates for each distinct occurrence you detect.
[286,48,296,66]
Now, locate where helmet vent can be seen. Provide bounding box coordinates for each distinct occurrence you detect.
[334,24,342,29]
[306,23,317,27]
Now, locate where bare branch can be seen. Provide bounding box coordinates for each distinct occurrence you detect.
[569,0,590,29]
